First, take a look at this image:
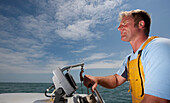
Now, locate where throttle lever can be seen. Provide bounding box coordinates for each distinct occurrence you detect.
[89,85,105,103]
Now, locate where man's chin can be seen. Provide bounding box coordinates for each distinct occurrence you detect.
[121,36,127,41]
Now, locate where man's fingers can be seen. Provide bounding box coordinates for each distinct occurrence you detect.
[92,82,98,92]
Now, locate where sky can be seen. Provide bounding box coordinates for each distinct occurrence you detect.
[0,0,169,83]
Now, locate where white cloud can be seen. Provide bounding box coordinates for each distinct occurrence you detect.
[54,0,124,40]
[80,51,126,69]
[71,45,96,53]
[82,53,115,62]
[0,14,69,74]
[45,59,69,71]
[0,0,127,42]
[0,31,68,74]
[0,47,69,74]
[0,48,41,74]
[55,20,97,40]
[85,60,123,69]
[0,0,126,42]
[19,14,57,43]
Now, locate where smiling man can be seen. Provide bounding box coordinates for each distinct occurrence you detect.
[83,9,170,103]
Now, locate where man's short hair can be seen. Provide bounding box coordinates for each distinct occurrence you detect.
[119,9,151,36]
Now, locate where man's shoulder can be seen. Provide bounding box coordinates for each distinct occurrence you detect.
[144,37,170,52]
[152,37,170,44]
[141,37,170,61]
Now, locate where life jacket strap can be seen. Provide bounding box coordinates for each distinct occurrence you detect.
[141,36,159,50]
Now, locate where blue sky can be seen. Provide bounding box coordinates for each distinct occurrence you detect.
[0,0,169,83]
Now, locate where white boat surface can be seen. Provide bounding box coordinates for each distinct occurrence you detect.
[0,93,88,103]
[0,93,50,103]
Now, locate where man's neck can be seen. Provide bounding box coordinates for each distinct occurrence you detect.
[130,35,148,53]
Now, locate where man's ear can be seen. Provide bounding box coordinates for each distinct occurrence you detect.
[138,20,145,29]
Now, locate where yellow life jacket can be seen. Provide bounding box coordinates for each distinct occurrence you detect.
[127,36,159,103]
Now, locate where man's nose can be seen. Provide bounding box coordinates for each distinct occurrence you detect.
[118,25,121,31]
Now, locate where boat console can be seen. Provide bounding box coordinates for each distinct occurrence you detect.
[45,63,105,103]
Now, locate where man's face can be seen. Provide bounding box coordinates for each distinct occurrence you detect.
[118,16,139,42]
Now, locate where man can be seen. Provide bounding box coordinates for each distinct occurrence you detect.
[83,9,170,103]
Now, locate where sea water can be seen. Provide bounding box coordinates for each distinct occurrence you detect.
[0,82,131,103]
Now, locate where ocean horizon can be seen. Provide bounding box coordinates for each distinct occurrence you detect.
[0,82,131,103]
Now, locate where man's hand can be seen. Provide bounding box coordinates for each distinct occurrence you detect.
[83,75,98,92]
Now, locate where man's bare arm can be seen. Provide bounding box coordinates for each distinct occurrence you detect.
[97,74,126,89]
[141,94,170,103]
[83,74,126,91]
